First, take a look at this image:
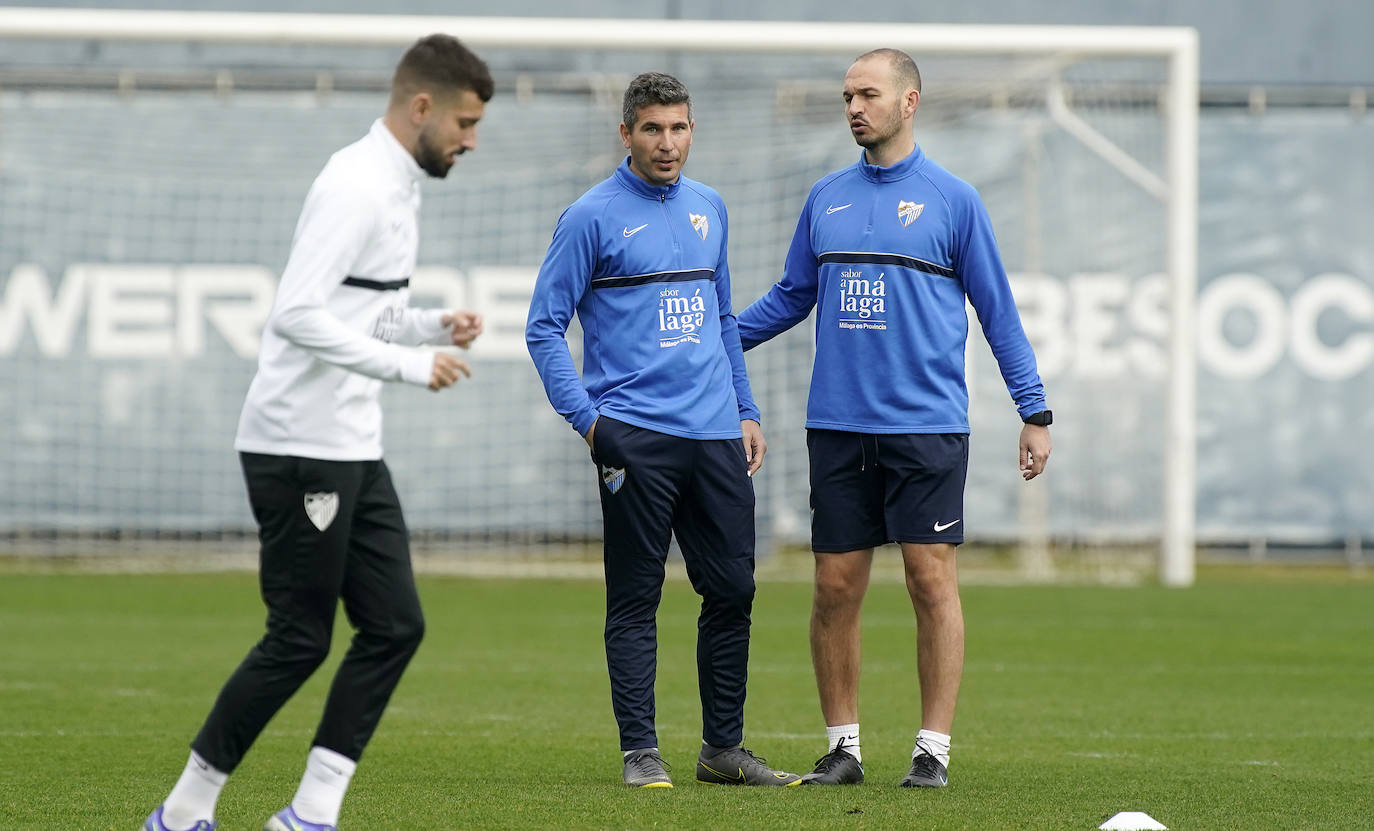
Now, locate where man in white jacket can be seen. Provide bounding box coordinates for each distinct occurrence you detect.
[142,34,492,831]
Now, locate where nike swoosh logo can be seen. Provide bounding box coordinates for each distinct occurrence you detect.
[699,760,747,783]
[933,519,961,532]
[825,203,852,214]
[623,223,648,237]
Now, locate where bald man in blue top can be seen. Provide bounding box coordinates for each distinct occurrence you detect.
[739,49,1053,789]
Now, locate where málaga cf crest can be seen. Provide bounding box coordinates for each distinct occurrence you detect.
[897,200,924,227]
[600,464,626,494]
[689,213,710,241]
[304,492,339,531]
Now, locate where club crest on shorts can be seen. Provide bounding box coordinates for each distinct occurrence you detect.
[304,491,339,531]
[600,464,626,494]
[689,212,709,241]
[897,200,924,227]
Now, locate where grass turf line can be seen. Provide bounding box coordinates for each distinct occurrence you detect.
[0,572,1371,829]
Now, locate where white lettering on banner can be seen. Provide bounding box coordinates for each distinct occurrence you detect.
[1289,273,1374,380]
[4,265,1371,377]
[87,266,177,358]
[1014,273,1171,379]
[1126,274,1170,375]
[1008,271,1374,380]
[456,266,541,361]
[1011,273,1070,377]
[469,266,543,360]
[0,263,539,361]
[0,264,275,359]
[409,265,552,360]
[1196,274,1288,379]
[410,266,466,311]
[176,266,276,358]
[1069,274,1130,378]
[0,264,88,357]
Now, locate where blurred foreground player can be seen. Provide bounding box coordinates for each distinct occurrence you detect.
[141,34,491,831]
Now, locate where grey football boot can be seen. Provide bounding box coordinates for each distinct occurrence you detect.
[623,749,673,788]
[696,745,801,786]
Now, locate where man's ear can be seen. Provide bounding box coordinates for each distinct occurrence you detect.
[410,92,433,125]
[619,122,631,149]
[906,89,921,118]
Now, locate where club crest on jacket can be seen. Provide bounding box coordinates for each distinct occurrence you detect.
[689,213,710,240]
[897,200,924,227]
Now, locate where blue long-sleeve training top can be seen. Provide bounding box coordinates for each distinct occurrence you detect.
[738,144,1046,434]
[526,158,759,440]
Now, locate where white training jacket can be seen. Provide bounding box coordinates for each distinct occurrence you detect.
[235,119,450,461]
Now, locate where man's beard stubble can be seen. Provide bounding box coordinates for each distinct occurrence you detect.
[414,126,453,179]
[854,109,903,151]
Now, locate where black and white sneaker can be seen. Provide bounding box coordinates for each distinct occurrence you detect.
[795,739,864,786]
[899,751,948,788]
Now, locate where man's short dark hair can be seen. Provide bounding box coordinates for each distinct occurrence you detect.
[621,72,692,129]
[856,47,922,93]
[393,34,494,103]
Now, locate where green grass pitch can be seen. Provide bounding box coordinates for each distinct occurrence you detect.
[1,568,1371,830]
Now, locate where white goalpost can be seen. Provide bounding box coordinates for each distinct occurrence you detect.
[0,9,1198,585]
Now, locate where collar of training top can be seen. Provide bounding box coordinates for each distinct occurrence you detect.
[613,157,682,201]
[370,118,425,185]
[856,142,927,184]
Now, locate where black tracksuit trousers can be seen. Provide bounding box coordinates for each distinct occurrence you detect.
[191,452,425,772]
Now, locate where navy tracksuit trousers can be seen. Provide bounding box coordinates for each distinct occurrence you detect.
[591,416,756,751]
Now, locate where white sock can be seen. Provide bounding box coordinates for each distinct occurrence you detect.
[291,746,357,826]
[162,751,228,830]
[623,746,658,758]
[915,728,951,768]
[826,723,861,762]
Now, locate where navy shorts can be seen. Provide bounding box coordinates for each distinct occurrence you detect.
[807,430,969,552]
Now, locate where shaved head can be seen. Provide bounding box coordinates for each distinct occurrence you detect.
[844,47,921,166]
[854,48,922,93]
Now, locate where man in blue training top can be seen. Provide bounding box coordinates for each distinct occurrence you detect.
[526,72,799,789]
[739,49,1053,789]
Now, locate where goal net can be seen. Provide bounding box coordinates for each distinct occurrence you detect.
[0,11,1198,583]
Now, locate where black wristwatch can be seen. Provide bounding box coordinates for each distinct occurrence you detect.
[1023,409,1053,426]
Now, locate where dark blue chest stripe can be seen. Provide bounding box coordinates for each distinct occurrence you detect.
[591,268,715,290]
[819,252,955,279]
[343,276,410,291]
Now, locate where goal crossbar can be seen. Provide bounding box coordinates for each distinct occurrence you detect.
[1,8,1196,56]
